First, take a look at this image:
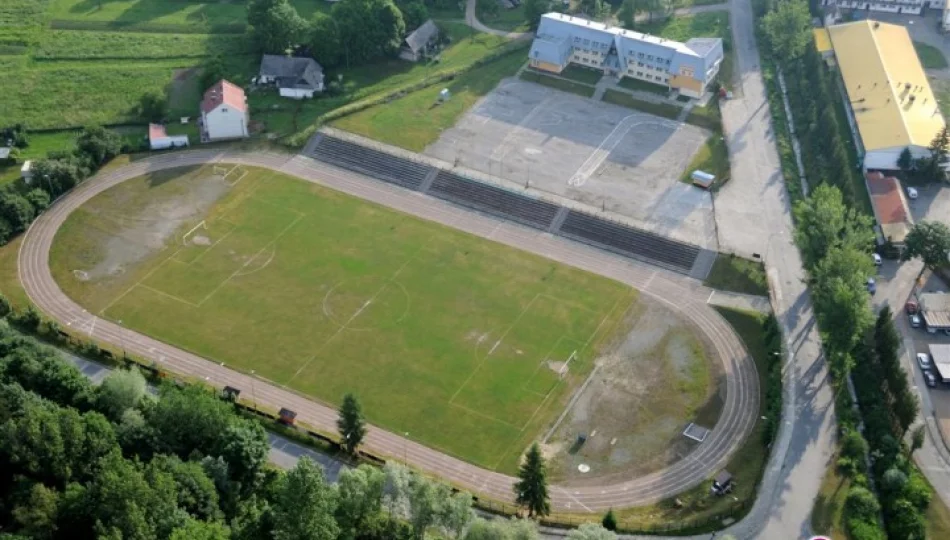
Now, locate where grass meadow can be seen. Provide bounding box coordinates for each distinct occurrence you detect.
[50,165,637,472]
[35,30,251,60]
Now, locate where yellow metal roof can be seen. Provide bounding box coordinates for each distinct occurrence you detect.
[813,28,832,53]
[827,20,945,152]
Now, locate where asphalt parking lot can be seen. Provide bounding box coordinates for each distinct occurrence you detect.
[424,78,717,248]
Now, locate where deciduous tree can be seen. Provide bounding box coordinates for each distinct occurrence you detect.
[761,0,811,63]
[96,367,148,420]
[793,183,874,270]
[523,0,553,30]
[247,0,307,54]
[272,458,339,540]
[335,464,384,535]
[567,523,617,539]
[902,220,950,270]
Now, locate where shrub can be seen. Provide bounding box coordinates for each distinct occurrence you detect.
[845,486,880,522]
[846,518,886,540]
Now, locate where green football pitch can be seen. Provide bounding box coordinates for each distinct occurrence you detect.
[50,165,638,472]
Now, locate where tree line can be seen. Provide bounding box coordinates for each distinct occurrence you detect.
[759,1,938,538]
[0,126,124,246]
[0,309,626,539]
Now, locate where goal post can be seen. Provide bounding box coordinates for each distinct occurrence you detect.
[560,350,578,379]
[181,220,207,245]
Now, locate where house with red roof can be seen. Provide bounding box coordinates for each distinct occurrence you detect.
[199,80,248,142]
[866,171,913,245]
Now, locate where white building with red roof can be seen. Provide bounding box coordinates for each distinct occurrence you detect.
[148,123,189,151]
[200,79,248,142]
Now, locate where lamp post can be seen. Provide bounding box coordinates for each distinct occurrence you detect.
[116,319,126,360]
[403,432,409,463]
[249,369,258,410]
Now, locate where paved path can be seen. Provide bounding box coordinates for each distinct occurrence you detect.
[465,0,532,39]
[19,149,758,513]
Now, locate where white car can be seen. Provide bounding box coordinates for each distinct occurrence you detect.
[907,186,919,200]
[872,253,882,266]
[917,353,933,370]
[909,313,922,328]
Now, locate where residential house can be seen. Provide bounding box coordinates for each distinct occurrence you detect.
[527,12,723,98]
[400,20,440,62]
[200,80,249,142]
[148,123,189,151]
[258,54,325,99]
[865,171,913,245]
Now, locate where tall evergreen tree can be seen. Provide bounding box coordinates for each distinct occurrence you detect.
[514,443,550,517]
[337,393,366,455]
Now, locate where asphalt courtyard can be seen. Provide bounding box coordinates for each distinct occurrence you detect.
[424,79,716,249]
[19,149,758,512]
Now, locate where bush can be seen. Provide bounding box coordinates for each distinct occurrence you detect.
[846,518,886,540]
[845,486,880,522]
[602,509,617,531]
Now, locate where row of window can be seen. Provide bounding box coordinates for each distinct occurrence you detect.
[625,70,669,84]
[573,37,610,50]
[629,61,667,72]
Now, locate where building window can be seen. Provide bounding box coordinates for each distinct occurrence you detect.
[638,52,644,58]
[636,71,643,76]
[638,61,644,67]
[647,55,653,60]
[221,108,228,113]
[646,74,652,80]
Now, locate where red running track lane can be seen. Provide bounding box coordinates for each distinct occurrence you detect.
[18,149,759,512]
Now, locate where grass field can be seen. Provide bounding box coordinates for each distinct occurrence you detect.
[50,165,637,472]
[914,41,948,70]
[35,30,250,60]
[332,52,525,151]
[618,77,668,95]
[704,255,768,296]
[519,69,596,97]
[559,64,603,85]
[475,0,528,32]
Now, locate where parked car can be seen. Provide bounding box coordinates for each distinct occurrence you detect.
[872,253,883,266]
[924,370,937,388]
[907,186,919,200]
[867,278,877,294]
[910,313,922,328]
[906,300,919,314]
[917,352,933,370]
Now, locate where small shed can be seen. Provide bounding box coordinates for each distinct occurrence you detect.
[400,20,440,62]
[711,470,733,495]
[20,160,33,183]
[149,124,189,151]
[278,407,298,426]
[691,170,715,189]
[222,386,241,401]
[0,147,10,160]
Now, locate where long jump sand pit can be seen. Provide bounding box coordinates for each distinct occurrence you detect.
[424,79,716,249]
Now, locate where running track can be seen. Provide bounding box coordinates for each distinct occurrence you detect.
[18,149,758,512]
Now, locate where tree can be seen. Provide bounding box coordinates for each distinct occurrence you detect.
[463,518,540,540]
[96,367,149,420]
[11,483,60,539]
[138,91,168,123]
[793,183,874,270]
[761,0,811,63]
[601,509,617,531]
[408,474,451,538]
[401,1,429,31]
[382,462,412,519]
[200,55,228,92]
[810,246,875,371]
[514,443,550,517]
[332,0,406,64]
[169,519,230,540]
[150,455,222,521]
[74,126,122,167]
[0,293,11,318]
[25,188,50,213]
[567,523,617,540]
[309,13,344,68]
[337,393,367,454]
[897,147,914,173]
[218,422,270,491]
[927,126,950,181]
[886,499,926,540]
[523,0,552,30]
[247,0,307,53]
[272,458,339,540]
[335,465,385,535]
[579,0,607,17]
[844,486,881,522]
[618,0,637,29]
[0,188,35,233]
[910,425,926,455]
[438,491,473,538]
[903,220,950,270]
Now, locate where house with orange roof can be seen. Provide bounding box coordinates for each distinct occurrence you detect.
[199,80,248,142]
[865,171,913,244]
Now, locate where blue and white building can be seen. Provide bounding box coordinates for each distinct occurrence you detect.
[528,13,724,98]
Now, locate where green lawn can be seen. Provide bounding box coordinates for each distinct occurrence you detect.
[618,77,668,96]
[810,454,850,540]
[608,307,769,531]
[559,64,603,85]
[680,134,730,189]
[35,30,250,60]
[926,477,950,540]
[48,0,252,33]
[520,69,596,97]
[257,22,515,139]
[913,41,948,69]
[704,255,768,296]
[601,89,681,118]
[50,165,637,473]
[332,52,525,151]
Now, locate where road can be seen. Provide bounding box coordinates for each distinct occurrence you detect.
[711,0,837,537]
[19,149,759,513]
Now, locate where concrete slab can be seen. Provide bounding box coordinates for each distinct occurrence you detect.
[425,78,717,249]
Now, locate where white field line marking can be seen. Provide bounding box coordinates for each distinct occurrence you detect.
[138,284,202,308]
[196,214,304,307]
[180,228,235,266]
[450,402,521,430]
[180,220,207,245]
[288,254,420,382]
[448,293,541,405]
[707,290,715,304]
[99,247,184,316]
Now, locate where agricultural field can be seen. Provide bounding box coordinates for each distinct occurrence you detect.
[50,165,640,473]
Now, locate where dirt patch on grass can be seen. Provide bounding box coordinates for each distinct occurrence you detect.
[546,299,724,486]
[75,169,230,281]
